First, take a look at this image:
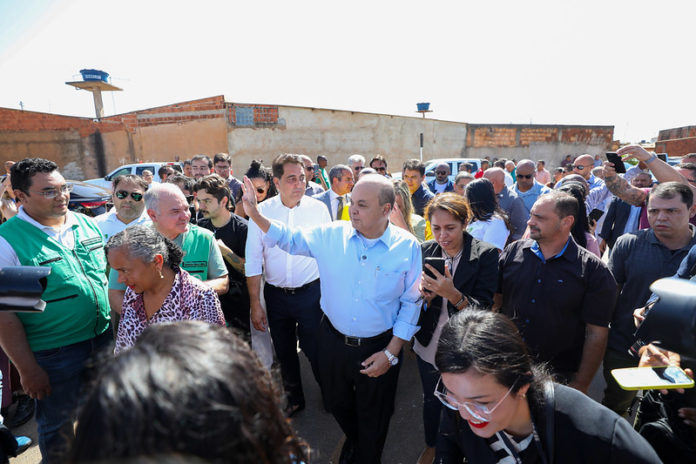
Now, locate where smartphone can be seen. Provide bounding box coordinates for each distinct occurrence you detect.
[611,366,695,391]
[588,208,604,223]
[657,153,668,163]
[605,152,626,174]
[424,257,446,280]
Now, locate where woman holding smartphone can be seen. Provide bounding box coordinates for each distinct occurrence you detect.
[434,309,662,464]
[413,192,499,464]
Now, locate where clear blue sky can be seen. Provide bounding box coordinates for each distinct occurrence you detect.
[1,0,694,143]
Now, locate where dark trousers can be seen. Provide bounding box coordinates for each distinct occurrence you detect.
[318,318,401,464]
[416,355,442,448]
[33,330,112,463]
[264,280,322,407]
[602,348,638,416]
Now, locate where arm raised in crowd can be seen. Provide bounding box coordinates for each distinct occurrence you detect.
[602,162,647,207]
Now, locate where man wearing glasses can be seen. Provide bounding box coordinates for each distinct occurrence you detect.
[512,159,551,221]
[94,174,151,242]
[369,155,390,177]
[299,155,324,196]
[572,154,605,190]
[427,162,454,194]
[0,158,112,463]
[347,154,366,182]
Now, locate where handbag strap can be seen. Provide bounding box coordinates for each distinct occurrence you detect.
[543,381,555,464]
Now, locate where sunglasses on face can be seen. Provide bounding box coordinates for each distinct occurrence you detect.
[115,190,143,201]
[516,174,533,179]
[305,166,315,171]
[374,167,387,173]
[354,166,364,171]
[256,187,266,194]
[572,165,588,170]
[436,171,448,175]
[185,195,195,205]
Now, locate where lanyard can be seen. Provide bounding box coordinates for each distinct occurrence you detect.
[497,423,549,464]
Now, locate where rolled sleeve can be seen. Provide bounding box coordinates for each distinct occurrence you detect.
[244,217,264,277]
[392,243,422,341]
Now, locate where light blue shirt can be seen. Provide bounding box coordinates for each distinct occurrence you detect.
[514,181,552,216]
[587,174,605,190]
[264,220,422,341]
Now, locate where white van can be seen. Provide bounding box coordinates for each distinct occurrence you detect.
[85,162,182,190]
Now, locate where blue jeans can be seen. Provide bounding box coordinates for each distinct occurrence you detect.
[33,331,112,463]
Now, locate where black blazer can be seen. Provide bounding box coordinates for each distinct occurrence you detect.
[598,197,634,249]
[415,233,498,347]
[435,383,662,464]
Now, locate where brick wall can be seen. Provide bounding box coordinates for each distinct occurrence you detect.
[466,124,613,148]
[658,125,696,141]
[655,125,696,157]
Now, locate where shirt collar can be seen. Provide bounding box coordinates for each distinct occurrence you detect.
[528,237,574,263]
[647,224,696,248]
[17,205,77,231]
[348,221,394,247]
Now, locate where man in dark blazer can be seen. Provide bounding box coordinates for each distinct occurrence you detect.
[313,164,353,220]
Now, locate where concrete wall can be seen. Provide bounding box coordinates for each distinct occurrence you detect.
[226,105,468,174]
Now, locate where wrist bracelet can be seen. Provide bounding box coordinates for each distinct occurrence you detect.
[645,154,658,164]
[454,297,466,309]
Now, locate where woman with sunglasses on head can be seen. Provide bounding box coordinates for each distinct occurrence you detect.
[413,193,499,464]
[235,160,277,219]
[94,174,151,242]
[433,309,662,464]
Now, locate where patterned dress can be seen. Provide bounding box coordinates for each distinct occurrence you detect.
[115,269,226,354]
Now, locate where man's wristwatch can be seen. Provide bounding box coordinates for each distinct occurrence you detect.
[384,349,399,366]
[645,154,658,164]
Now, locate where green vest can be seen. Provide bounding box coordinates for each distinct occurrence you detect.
[0,214,111,351]
[179,224,212,280]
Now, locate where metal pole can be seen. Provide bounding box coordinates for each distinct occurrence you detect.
[419,133,424,161]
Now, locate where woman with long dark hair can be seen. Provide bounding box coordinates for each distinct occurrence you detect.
[464,178,510,251]
[69,321,308,463]
[433,309,661,463]
[235,160,276,219]
[413,193,499,464]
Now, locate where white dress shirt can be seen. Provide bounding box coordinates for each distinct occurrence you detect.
[93,208,152,242]
[0,206,80,267]
[245,195,331,287]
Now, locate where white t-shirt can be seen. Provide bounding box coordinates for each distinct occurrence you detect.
[433,182,448,194]
[466,215,509,251]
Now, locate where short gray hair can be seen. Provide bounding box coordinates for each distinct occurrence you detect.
[105,225,184,271]
[347,154,365,166]
[144,182,184,213]
[329,164,352,183]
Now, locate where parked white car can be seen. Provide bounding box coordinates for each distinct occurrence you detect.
[85,162,182,190]
[424,158,482,183]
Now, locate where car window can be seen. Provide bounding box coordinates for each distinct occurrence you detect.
[106,167,131,180]
[135,166,156,176]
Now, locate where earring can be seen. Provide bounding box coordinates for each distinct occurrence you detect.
[159,269,164,279]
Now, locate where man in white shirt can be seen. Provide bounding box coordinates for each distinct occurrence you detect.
[313,164,354,220]
[245,154,332,416]
[347,154,365,182]
[93,174,151,242]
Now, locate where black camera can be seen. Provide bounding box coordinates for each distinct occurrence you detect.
[631,278,696,359]
[0,266,51,313]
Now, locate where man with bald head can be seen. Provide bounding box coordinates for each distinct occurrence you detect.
[107,182,229,314]
[427,162,454,194]
[513,159,551,221]
[573,154,605,190]
[484,167,527,240]
[241,173,421,464]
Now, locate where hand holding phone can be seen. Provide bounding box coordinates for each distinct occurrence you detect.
[605,152,626,174]
[612,366,694,391]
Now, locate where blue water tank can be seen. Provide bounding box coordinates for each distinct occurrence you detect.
[417,102,430,112]
[80,69,109,82]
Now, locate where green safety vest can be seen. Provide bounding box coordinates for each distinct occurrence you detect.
[0,214,111,351]
[179,224,213,280]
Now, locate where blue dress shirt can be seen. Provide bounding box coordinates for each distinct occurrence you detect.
[264,220,422,341]
[514,181,551,216]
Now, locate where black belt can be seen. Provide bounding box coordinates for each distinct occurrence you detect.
[266,278,319,295]
[322,315,392,347]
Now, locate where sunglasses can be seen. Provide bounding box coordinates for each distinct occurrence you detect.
[256,187,266,194]
[374,167,387,173]
[436,171,448,175]
[572,165,588,170]
[305,166,315,171]
[115,190,143,201]
[516,174,533,179]
[354,166,364,171]
[185,195,195,205]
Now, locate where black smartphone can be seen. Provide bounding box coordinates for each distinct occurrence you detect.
[424,257,446,280]
[588,208,604,223]
[657,153,668,163]
[605,152,626,174]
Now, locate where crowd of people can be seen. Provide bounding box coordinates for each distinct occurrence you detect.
[0,147,694,463]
